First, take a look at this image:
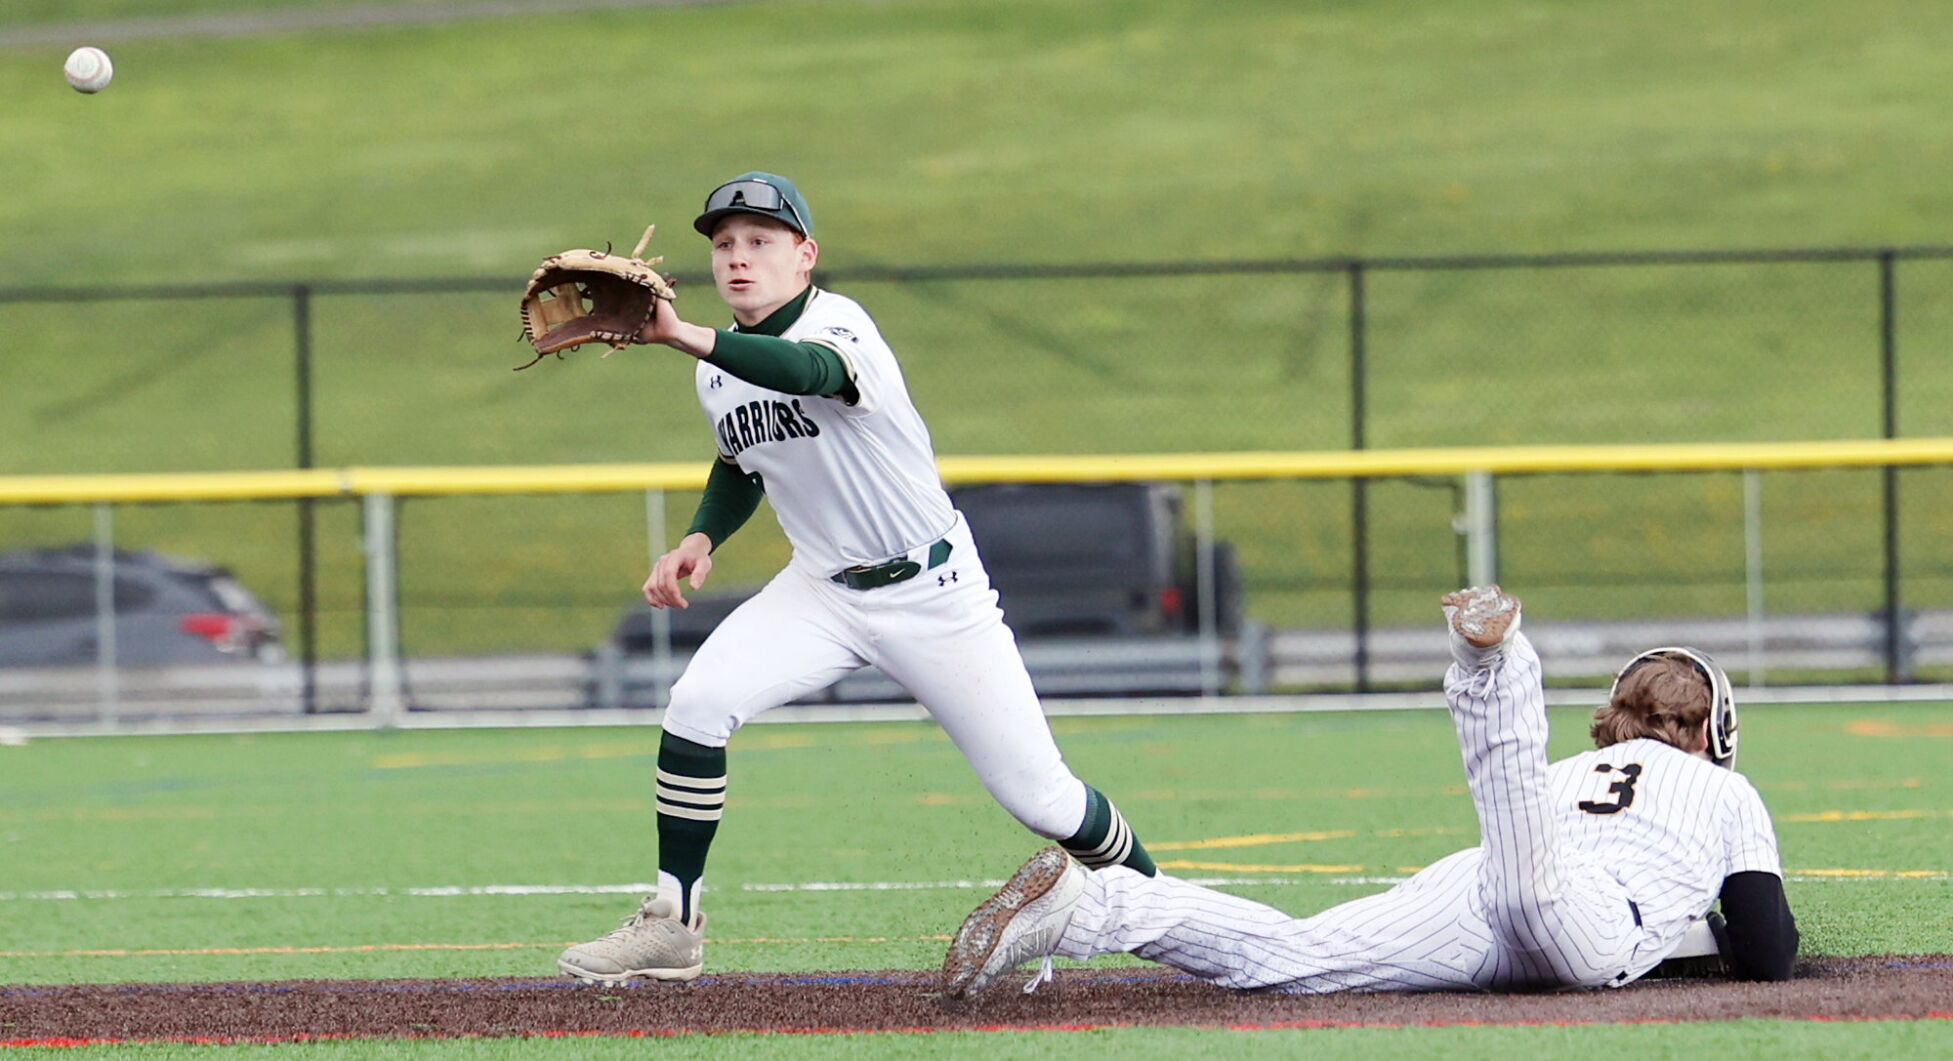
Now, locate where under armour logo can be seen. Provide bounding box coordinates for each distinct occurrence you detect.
[709,375,724,389]
[938,572,958,586]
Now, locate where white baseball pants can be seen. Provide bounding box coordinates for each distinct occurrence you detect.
[1055,634,1649,992]
[658,514,1088,840]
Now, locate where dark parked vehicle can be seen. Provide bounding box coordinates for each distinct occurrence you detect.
[0,545,283,667]
[596,482,1242,702]
[953,481,1242,639]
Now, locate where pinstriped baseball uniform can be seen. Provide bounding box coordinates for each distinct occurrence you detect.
[1052,630,1782,992]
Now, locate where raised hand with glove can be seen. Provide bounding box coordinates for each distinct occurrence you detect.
[517,224,678,369]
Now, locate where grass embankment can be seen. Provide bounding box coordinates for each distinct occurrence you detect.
[4,0,1952,654]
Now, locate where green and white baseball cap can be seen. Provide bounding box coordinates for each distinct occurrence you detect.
[693,172,814,238]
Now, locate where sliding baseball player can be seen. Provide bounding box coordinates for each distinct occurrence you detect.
[944,585,1798,997]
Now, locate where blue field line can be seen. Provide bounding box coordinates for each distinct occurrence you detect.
[8,963,1950,996]
[0,971,1192,997]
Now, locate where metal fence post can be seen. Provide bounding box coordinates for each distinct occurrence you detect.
[1193,478,1220,698]
[293,284,319,714]
[1347,260,1371,692]
[1743,468,1766,688]
[1463,471,1498,586]
[92,502,118,727]
[1877,250,1903,683]
[362,492,406,726]
[645,489,673,710]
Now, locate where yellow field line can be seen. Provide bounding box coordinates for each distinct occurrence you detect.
[1150,830,1356,852]
[1157,860,1368,873]
[1156,861,1947,879]
[1788,868,1948,878]
[1844,720,1953,738]
[1374,827,1465,838]
[369,729,944,769]
[371,744,658,769]
[11,798,1940,831]
[1150,826,1467,853]
[1782,808,1953,823]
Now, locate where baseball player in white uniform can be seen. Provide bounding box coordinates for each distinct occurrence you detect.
[557,172,1158,983]
[943,585,1799,998]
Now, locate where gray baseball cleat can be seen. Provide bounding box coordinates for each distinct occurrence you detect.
[558,897,705,983]
[941,846,1087,1000]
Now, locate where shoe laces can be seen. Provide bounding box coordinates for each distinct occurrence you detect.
[1022,956,1056,994]
[596,897,663,942]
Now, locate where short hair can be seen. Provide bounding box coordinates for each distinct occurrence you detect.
[1590,655,1712,752]
[709,213,807,244]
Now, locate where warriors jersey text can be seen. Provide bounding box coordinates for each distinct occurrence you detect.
[694,289,955,577]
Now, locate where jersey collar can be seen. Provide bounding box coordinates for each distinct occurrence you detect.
[733,284,816,337]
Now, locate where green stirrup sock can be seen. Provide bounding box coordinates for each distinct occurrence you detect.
[655,732,727,923]
[1060,784,1157,877]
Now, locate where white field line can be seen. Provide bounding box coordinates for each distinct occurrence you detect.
[0,871,1944,902]
[0,878,1306,901]
[19,683,1953,740]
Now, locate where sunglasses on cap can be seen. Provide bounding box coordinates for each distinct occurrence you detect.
[701,179,808,236]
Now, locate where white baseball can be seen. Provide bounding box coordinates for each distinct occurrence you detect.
[64,46,114,94]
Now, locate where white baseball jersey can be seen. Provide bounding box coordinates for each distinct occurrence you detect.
[693,287,955,577]
[1550,738,1780,948]
[662,284,1092,846]
[1053,630,1784,993]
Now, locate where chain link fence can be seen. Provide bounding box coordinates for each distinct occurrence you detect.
[2,246,1949,724]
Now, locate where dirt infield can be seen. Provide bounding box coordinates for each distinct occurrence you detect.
[4,956,1950,1046]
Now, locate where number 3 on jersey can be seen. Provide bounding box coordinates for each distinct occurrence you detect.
[1577,762,1643,815]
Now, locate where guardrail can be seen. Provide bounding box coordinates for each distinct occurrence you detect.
[5,437,1953,726]
[8,242,1950,718]
[10,437,1953,503]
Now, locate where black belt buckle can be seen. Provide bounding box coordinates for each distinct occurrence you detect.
[832,539,952,590]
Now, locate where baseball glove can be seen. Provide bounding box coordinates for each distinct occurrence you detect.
[517,224,676,370]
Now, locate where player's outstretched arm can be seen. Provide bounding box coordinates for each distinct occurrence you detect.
[1716,871,1799,981]
[1440,585,1530,676]
[637,294,719,358]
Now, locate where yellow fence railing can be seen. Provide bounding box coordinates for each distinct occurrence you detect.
[5,438,1953,504]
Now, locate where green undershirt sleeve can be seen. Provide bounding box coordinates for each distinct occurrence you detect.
[685,457,765,551]
[707,330,855,398]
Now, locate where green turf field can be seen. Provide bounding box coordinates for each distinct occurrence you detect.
[3,702,1950,1054]
[5,0,1953,659]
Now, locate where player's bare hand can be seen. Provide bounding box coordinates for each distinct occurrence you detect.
[1442,585,1520,647]
[636,295,721,359]
[645,533,715,609]
[637,292,684,345]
